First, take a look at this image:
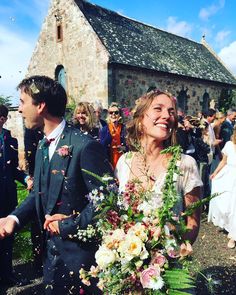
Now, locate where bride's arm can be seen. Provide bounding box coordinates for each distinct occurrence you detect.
[183,186,201,244]
[210,154,227,179]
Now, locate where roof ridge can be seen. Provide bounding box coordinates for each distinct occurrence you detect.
[201,37,236,79]
[83,0,200,45]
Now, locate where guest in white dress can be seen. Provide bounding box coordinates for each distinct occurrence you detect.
[208,127,236,248]
[115,90,202,244]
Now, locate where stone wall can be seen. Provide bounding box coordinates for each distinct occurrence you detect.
[110,65,227,115]
[5,108,25,169]
[27,0,109,107]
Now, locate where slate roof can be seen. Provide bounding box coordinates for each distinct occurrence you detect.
[76,0,236,85]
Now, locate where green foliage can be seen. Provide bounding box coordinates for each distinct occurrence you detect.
[65,95,76,123]
[218,88,236,112]
[13,182,33,262]
[0,94,12,106]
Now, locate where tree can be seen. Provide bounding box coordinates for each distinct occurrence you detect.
[0,95,12,107]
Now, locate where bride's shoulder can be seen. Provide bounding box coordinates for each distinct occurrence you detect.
[117,151,134,166]
[179,154,198,169]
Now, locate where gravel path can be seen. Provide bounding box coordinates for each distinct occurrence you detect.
[1,213,235,295]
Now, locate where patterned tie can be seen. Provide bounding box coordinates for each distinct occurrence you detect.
[41,138,55,173]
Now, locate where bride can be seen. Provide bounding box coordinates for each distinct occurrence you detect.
[208,126,236,249]
[115,90,202,244]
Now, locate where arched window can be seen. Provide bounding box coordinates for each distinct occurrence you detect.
[202,91,210,113]
[177,87,188,112]
[55,65,66,90]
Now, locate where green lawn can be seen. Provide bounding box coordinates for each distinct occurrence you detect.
[13,182,33,261]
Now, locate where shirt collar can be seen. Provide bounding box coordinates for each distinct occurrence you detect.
[46,119,66,141]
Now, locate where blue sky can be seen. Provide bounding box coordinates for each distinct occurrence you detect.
[0,0,236,105]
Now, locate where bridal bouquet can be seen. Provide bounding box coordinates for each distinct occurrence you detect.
[79,146,211,294]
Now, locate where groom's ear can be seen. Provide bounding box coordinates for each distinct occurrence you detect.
[37,102,47,115]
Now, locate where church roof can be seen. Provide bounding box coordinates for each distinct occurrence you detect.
[76,0,236,86]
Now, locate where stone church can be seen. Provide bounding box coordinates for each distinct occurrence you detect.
[27,0,236,114]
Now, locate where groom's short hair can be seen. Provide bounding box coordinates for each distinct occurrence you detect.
[17,75,67,117]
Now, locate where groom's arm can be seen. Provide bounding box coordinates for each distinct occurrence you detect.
[58,140,113,239]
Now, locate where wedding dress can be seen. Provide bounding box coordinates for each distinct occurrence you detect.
[115,152,202,215]
[208,141,236,240]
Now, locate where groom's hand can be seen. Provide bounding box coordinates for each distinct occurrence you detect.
[0,217,17,239]
[44,214,69,235]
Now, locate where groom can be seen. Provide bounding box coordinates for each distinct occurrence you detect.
[0,76,113,294]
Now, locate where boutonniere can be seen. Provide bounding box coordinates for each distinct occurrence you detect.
[57,145,72,157]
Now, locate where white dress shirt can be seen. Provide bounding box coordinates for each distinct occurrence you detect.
[45,119,66,160]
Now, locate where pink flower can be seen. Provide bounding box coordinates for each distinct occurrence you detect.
[179,242,193,257]
[151,253,166,267]
[57,145,70,157]
[140,265,164,290]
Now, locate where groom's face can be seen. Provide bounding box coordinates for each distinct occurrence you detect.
[18,90,44,130]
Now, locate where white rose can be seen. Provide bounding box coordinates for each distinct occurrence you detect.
[95,245,117,269]
[118,234,143,261]
[127,223,148,241]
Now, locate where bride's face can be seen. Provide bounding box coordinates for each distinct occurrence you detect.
[141,94,176,142]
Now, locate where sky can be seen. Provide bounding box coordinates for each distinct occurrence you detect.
[0,0,236,105]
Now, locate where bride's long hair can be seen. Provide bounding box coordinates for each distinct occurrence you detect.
[126,90,178,151]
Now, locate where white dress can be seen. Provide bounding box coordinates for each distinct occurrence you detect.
[115,152,203,215]
[208,141,236,240]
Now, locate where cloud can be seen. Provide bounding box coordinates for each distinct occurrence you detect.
[215,30,231,45]
[199,0,225,21]
[165,17,192,38]
[218,41,236,76]
[0,0,50,105]
[0,25,35,104]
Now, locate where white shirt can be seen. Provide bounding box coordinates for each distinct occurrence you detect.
[208,123,216,154]
[45,119,66,160]
[9,119,66,224]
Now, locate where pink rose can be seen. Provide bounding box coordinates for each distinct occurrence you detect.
[140,265,161,289]
[151,253,166,267]
[57,145,70,157]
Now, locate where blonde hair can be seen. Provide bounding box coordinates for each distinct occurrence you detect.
[126,90,178,151]
[73,102,97,131]
[107,102,123,124]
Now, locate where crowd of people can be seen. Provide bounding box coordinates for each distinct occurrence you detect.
[0,75,235,294]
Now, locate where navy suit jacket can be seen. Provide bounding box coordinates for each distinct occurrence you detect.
[12,124,113,292]
[0,129,26,216]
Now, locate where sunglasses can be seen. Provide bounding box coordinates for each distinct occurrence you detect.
[109,111,119,115]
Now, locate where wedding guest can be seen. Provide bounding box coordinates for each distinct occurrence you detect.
[0,76,113,294]
[100,102,127,168]
[93,101,107,131]
[219,108,236,148]
[208,126,236,249]
[0,105,30,287]
[73,101,99,139]
[115,90,202,244]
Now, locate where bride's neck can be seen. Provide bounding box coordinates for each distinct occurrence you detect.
[140,138,164,160]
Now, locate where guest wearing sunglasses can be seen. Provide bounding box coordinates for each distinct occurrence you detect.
[100,102,128,168]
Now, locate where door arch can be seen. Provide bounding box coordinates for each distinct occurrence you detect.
[55,65,66,90]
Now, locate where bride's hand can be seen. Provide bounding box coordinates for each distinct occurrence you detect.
[43,214,69,235]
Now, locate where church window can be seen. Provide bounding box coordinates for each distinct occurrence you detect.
[57,24,63,42]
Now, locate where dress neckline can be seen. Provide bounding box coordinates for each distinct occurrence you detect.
[125,152,168,192]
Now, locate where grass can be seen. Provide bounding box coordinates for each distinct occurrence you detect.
[13,182,33,262]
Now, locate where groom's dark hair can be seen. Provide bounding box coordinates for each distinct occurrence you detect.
[17,75,67,117]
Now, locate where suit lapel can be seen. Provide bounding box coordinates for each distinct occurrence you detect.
[46,125,73,214]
